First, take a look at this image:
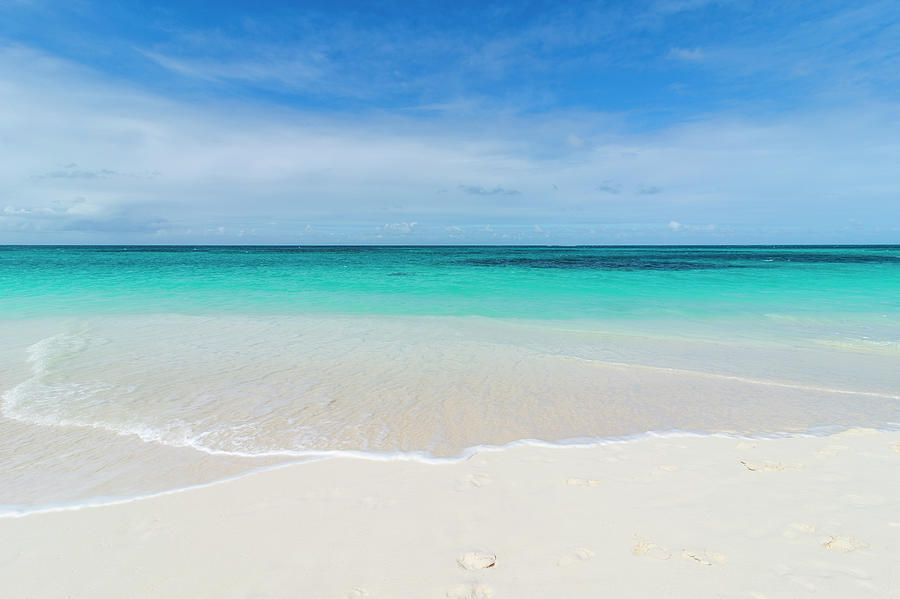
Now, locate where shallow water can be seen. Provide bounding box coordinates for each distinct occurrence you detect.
[1,246,898,508]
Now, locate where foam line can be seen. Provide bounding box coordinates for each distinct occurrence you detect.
[2,424,898,518]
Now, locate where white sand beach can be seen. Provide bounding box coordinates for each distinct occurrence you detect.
[2,428,899,598]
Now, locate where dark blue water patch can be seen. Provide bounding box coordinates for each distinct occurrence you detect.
[457,248,900,270]
[3,245,900,272]
[746,253,900,264]
[461,255,745,270]
[654,248,900,264]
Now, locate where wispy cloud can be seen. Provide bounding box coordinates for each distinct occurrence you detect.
[35,168,117,180]
[2,36,900,243]
[650,0,728,15]
[378,221,418,234]
[140,49,323,91]
[667,47,704,61]
[596,180,622,194]
[459,185,520,196]
[668,220,717,232]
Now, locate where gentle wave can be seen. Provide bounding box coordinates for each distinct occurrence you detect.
[4,423,893,519]
[4,313,900,511]
[4,326,899,461]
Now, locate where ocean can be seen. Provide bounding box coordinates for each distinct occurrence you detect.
[1,245,898,510]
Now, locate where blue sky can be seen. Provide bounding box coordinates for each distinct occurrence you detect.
[1,0,898,243]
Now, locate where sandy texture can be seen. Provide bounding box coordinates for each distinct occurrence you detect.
[2,429,900,598]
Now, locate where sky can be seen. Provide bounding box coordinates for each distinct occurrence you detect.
[1,0,898,244]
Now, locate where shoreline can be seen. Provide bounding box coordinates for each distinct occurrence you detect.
[3,428,899,598]
[3,306,898,511]
[3,424,899,517]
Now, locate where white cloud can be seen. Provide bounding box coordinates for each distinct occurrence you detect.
[1,44,900,243]
[566,134,585,148]
[459,185,520,196]
[140,49,323,92]
[380,221,418,234]
[667,47,705,61]
[668,221,719,233]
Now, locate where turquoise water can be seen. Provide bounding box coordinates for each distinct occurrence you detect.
[3,245,899,321]
[1,245,899,508]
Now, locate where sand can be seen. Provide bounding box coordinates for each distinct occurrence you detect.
[2,428,899,598]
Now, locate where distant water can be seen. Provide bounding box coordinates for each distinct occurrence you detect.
[4,245,900,320]
[1,246,899,509]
